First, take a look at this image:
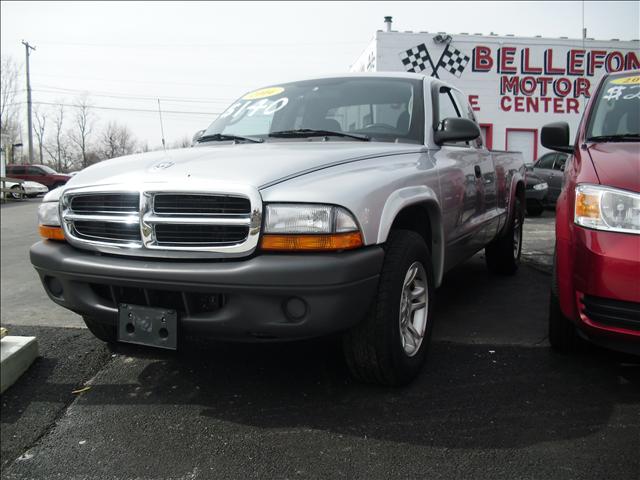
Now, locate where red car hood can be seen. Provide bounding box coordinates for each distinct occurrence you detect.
[587,142,640,193]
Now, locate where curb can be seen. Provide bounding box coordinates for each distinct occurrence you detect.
[1,336,39,394]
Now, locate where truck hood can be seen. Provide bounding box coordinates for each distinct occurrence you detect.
[587,142,640,193]
[64,142,423,192]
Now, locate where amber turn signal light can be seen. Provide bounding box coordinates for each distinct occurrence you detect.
[575,191,600,219]
[39,225,65,241]
[261,232,363,251]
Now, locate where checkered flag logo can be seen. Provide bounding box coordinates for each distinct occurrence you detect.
[438,45,470,78]
[399,43,433,73]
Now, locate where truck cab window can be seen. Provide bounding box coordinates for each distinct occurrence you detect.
[439,89,467,146]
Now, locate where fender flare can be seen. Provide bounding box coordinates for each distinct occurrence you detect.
[376,186,445,287]
[502,169,526,236]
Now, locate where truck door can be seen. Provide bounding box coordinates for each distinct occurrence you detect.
[451,90,498,216]
[433,86,488,269]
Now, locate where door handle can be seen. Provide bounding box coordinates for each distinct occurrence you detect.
[474,165,482,178]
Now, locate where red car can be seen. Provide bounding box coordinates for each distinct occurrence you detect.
[6,164,71,191]
[541,70,639,356]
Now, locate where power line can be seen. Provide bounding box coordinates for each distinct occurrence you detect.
[32,72,256,88]
[27,100,221,116]
[35,40,368,48]
[32,86,233,104]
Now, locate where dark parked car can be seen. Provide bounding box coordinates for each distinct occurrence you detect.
[6,164,71,191]
[530,152,569,204]
[524,170,549,216]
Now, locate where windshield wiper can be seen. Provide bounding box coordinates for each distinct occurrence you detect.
[587,134,640,142]
[198,133,263,144]
[269,129,370,141]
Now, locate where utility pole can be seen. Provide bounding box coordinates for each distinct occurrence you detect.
[22,40,36,164]
[157,99,166,150]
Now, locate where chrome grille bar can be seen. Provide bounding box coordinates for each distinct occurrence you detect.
[60,186,262,259]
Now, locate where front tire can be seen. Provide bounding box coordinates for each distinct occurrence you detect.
[548,253,586,352]
[342,230,434,386]
[485,197,524,275]
[9,185,24,200]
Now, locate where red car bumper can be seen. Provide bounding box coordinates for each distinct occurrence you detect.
[557,226,640,354]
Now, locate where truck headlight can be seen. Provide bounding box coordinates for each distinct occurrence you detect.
[575,184,640,235]
[261,204,363,251]
[38,202,65,241]
[533,182,548,191]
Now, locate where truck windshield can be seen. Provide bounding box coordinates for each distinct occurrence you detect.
[587,73,640,141]
[202,77,425,144]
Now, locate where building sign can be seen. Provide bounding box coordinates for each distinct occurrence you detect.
[396,40,639,115]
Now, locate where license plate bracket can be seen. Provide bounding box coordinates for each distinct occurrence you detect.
[118,304,177,350]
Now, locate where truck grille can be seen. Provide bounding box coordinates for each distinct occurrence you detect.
[155,224,249,246]
[61,188,261,258]
[71,193,139,214]
[74,221,142,243]
[154,194,250,215]
[581,295,640,332]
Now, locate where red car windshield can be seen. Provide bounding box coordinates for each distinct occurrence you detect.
[587,73,640,141]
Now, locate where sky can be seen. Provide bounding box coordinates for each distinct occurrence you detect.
[1,1,639,149]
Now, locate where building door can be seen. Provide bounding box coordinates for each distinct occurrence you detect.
[506,129,538,166]
[479,123,493,150]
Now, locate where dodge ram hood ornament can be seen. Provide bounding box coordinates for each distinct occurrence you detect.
[150,161,175,171]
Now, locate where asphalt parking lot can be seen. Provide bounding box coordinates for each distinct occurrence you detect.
[1,199,638,479]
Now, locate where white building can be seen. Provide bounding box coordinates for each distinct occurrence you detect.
[351,18,639,163]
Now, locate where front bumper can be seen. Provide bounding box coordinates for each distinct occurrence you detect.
[567,226,640,353]
[525,188,548,203]
[30,241,384,341]
[26,188,48,196]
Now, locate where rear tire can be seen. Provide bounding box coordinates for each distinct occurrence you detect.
[342,230,434,386]
[83,316,117,343]
[548,252,587,352]
[486,197,524,275]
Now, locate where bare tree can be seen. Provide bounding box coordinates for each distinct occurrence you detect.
[69,95,95,168]
[0,56,22,150]
[170,135,191,149]
[100,121,136,160]
[34,106,46,163]
[43,104,73,172]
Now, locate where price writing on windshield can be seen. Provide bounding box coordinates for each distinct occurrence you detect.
[603,85,640,101]
[220,97,289,119]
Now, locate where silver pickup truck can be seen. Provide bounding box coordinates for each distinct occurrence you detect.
[31,73,525,385]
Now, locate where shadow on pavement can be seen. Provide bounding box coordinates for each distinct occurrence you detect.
[70,338,640,450]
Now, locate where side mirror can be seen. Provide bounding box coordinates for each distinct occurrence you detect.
[525,164,534,172]
[541,122,574,154]
[560,164,566,172]
[434,117,480,146]
[191,129,205,146]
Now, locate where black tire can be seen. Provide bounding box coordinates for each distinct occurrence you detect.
[485,196,524,275]
[342,230,435,386]
[83,316,117,343]
[10,185,24,200]
[526,201,544,217]
[548,252,587,352]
